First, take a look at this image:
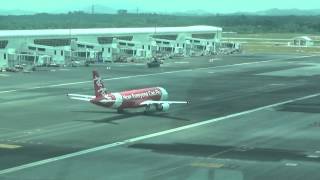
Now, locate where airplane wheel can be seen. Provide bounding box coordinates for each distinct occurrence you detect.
[144,110,151,114]
[117,108,124,114]
[144,105,151,114]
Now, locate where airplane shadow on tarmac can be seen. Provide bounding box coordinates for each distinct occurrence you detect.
[129,143,320,163]
[276,102,320,114]
[72,110,191,124]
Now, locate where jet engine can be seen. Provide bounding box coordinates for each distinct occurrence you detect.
[157,103,170,112]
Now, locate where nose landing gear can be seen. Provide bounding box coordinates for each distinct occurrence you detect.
[117,108,124,114]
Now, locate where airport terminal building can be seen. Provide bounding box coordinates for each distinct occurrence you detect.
[0,25,222,68]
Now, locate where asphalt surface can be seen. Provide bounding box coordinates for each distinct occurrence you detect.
[1,54,320,180]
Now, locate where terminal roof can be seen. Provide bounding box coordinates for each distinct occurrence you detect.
[0,25,222,38]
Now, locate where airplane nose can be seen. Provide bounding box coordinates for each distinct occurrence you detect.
[158,87,168,100]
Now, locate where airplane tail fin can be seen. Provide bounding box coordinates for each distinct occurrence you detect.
[93,70,106,98]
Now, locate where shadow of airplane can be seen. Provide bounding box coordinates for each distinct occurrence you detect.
[129,143,320,163]
[73,110,191,124]
[276,102,320,114]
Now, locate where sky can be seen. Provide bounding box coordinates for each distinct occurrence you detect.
[1,0,320,13]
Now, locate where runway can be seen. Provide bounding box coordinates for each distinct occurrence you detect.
[1,54,320,180]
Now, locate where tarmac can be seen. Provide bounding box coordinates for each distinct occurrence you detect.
[0,54,320,180]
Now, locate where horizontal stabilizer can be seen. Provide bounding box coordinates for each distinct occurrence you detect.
[69,97,92,102]
[67,94,95,101]
[99,99,116,103]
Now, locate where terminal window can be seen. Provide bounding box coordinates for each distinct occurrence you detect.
[34,38,76,47]
[98,37,113,44]
[86,45,94,49]
[28,46,36,51]
[38,48,46,52]
[98,36,133,44]
[192,33,215,39]
[0,40,8,49]
[152,35,178,40]
[77,44,85,48]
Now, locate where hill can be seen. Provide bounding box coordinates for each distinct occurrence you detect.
[0,13,320,34]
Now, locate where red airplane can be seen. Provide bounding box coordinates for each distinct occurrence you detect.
[68,70,188,113]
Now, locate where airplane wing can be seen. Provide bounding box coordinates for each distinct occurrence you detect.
[140,100,189,106]
[67,94,117,103]
[67,94,95,102]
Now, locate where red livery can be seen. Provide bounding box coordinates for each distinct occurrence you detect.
[68,71,188,113]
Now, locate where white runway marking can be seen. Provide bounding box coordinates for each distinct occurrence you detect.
[174,61,190,64]
[0,128,19,132]
[285,163,298,167]
[1,90,320,175]
[269,83,285,86]
[0,55,313,95]
[307,155,319,158]
[0,90,17,94]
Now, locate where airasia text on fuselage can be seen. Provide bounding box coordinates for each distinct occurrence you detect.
[122,89,161,101]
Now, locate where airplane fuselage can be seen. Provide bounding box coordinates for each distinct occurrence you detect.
[68,70,187,113]
[91,87,168,110]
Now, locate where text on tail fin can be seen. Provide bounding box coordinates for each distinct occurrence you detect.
[93,70,106,97]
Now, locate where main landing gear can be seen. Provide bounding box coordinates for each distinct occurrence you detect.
[144,105,151,114]
[117,108,124,114]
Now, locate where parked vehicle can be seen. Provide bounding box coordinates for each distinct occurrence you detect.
[147,59,161,68]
